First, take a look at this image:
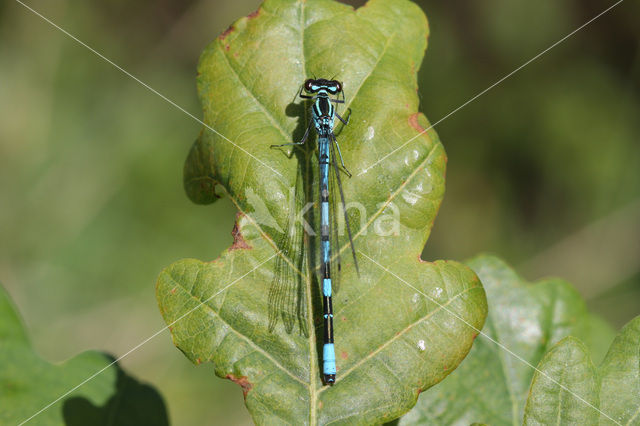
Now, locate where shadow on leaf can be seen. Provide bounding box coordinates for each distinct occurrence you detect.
[63,357,168,426]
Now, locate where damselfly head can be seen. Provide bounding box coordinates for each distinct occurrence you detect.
[303,78,343,94]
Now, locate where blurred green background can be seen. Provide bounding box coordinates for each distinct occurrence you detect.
[1,0,638,424]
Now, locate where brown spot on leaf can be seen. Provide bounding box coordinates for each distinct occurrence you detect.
[221,8,259,42]
[227,374,253,398]
[170,287,177,294]
[225,44,230,51]
[230,216,252,250]
[408,112,426,133]
[340,351,348,360]
[219,25,234,40]
[195,357,202,365]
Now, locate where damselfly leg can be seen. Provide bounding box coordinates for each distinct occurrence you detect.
[270,123,311,148]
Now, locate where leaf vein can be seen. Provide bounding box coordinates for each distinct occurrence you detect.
[165,267,307,387]
[217,41,291,148]
[323,285,479,388]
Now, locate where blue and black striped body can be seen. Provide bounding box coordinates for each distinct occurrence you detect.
[271,78,356,385]
[313,91,337,384]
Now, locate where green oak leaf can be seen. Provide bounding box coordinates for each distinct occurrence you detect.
[523,337,599,425]
[156,0,487,424]
[523,316,640,425]
[0,284,168,425]
[399,255,616,425]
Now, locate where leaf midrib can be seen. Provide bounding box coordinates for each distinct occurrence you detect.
[555,359,567,426]
[297,3,320,425]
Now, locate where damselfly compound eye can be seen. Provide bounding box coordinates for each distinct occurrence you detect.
[304,79,314,92]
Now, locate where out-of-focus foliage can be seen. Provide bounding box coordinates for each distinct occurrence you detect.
[523,316,640,426]
[1,0,638,424]
[0,284,168,425]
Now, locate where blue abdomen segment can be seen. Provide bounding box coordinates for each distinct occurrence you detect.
[321,239,330,263]
[323,278,332,297]
[321,202,330,227]
[323,343,336,375]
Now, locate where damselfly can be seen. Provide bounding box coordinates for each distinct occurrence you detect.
[271,78,358,385]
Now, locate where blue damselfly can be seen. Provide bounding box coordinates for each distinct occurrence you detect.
[271,78,358,385]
